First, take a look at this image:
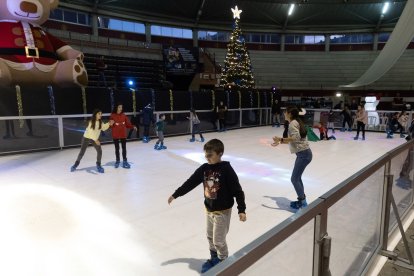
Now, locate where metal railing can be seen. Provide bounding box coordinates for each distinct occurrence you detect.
[1,108,412,155]
[205,139,414,275]
[0,108,271,155]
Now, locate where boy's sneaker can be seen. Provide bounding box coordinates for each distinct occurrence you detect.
[290,199,307,209]
[189,138,195,142]
[122,161,131,169]
[96,165,105,173]
[114,161,120,168]
[201,257,221,273]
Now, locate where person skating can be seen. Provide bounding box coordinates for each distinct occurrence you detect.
[168,139,246,273]
[216,101,227,132]
[271,99,281,127]
[71,109,114,173]
[272,106,313,210]
[354,104,368,141]
[110,103,137,168]
[187,109,204,142]
[154,114,167,150]
[142,103,155,143]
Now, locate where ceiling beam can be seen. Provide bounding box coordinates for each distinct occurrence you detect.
[344,8,376,24]
[101,0,118,4]
[57,1,399,33]
[248,2,282,26]
[195,0,206,26]
[375,13,384,31]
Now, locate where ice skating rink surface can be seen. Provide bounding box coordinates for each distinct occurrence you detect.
[0,126,406,276]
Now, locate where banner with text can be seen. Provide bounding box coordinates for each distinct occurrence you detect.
[163,45,198,75]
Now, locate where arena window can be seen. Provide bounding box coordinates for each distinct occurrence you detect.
[99,17,145,34]
[285,35,325,44]
[239,33,280,44]
[198,31,230,42]
[151,25,192,38]
[49,8,89,26]
[330,34,374,44]
[378,33,390,42]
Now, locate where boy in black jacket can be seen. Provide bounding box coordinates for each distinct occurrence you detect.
[168,139,246,273]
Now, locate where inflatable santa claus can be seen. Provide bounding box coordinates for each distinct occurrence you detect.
[0,0,88,87]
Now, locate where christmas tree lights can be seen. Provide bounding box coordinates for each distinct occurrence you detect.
[220,6,255,90]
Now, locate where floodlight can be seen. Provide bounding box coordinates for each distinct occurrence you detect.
[288,4,295,16]
[382,2,390,15]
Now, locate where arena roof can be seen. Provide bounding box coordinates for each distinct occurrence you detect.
[59,0,407,33]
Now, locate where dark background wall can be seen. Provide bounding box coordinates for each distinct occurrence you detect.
[0,87,274,116]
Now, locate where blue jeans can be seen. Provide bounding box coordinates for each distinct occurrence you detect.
[291,148,312,199]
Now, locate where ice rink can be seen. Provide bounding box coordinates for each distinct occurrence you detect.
[0,126,406,276]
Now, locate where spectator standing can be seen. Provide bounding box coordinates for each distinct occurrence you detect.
[95,55,108,88]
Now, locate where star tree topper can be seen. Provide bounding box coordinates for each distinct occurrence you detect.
[231,5,242,19]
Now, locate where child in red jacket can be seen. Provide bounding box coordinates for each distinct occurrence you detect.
[314,122,336,141]
[110,103,137,168]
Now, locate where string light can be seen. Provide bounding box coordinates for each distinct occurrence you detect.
[15,85,24,128]
[169,89,174,120]
[211,90,216,110]
[132,90,136,115]
[81,87,87,115]
[220,6,255,90]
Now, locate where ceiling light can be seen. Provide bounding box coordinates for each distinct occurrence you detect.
[288,4,295,16]
[382,2,390,15]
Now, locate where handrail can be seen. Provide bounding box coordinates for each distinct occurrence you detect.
[0,108,273,155]
[207,198,327,276]
[206,139,414,275]
[0,108,271,120]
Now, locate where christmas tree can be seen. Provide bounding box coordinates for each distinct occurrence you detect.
[220,6,255,90]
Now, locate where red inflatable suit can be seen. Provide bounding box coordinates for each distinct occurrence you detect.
[0,0,88,87]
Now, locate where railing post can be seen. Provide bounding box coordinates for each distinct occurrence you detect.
[380,161,392,250]
[380,157,414,271]
[58,116,64,149]
[259,109,262,125]
[266,109,269,125]
[240,109,242,128]
[313,209,331,276]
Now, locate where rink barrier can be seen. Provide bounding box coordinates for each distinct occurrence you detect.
[205,139,414,275]
[0,108,273,155]
[0,109,412,155]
